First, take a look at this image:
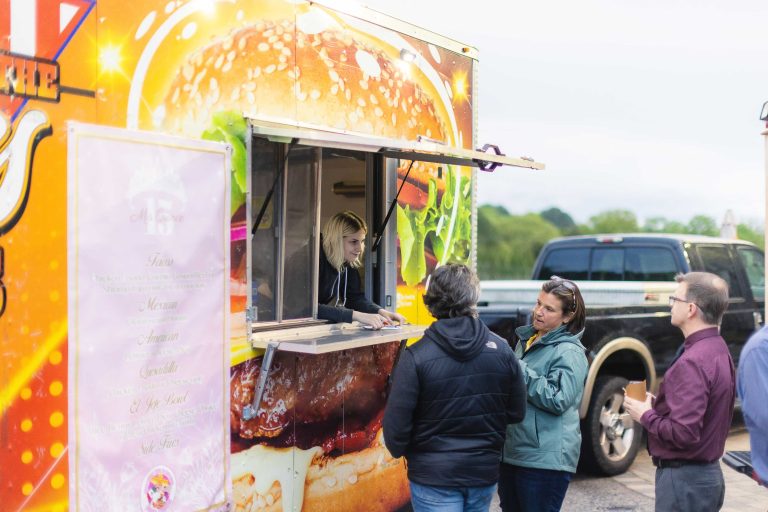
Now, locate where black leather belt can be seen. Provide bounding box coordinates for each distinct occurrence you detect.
[652,457,712,468]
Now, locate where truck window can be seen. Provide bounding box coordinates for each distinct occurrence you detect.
[251,139,280,322]
[694,245,745,299]
[251,140,319,323]
[282,147,319,320]
[591,248,623,281]
[736,246,765,301]
[625,247,678,281]
[538,248,589,280]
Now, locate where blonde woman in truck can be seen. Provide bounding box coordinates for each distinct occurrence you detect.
[318,211,406,329]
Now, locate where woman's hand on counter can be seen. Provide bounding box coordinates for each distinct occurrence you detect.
[353,311,390,330]
[378,309,407,326]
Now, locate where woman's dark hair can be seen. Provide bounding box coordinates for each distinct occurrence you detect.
[542,276,586,335]
[422,264,480,319]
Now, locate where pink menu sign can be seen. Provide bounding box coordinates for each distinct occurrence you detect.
[67,123,231,511]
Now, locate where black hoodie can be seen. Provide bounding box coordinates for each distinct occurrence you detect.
[316,244,381,323]
[383,316,527,487]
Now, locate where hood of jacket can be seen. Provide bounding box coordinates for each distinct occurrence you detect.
[423,316,491,362]
[514,323,586,351]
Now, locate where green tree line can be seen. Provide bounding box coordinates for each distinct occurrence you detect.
[477,206,765,280]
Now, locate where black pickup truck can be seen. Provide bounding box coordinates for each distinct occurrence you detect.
[478,234,765,475]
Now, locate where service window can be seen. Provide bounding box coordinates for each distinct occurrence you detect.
[245,117,541,334]
[736,246,765,301]
[538,248,589,280]
[249,139,378,328]
[591,248,623,281]
[624,247,678,281]
[694,245,745,298]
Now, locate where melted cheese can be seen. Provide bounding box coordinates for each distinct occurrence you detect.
[231,444,322,511]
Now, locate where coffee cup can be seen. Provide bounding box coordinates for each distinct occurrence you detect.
[625,380,647,401]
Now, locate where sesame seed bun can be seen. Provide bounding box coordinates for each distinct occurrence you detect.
[161,19,452,145]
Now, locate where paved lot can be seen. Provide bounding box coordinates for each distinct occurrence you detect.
[491,429,768,511]
[603,430,766,512]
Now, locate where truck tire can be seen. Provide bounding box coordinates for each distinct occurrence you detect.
[579,376,643,476]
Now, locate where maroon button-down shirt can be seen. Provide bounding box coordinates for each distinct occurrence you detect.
[641,327,735,461]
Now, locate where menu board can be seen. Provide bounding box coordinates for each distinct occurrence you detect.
[67,123,231,511]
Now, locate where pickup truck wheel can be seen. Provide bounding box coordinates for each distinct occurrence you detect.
[580,376,643,476]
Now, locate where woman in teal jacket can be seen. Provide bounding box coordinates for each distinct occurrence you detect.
[498,276,588,512]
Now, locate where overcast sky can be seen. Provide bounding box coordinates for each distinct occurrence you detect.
[362,0,768,227]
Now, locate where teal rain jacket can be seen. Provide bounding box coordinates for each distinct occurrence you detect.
[501,324,588,473]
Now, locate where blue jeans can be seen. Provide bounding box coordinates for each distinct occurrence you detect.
[497,463,572,512]
[409,481,497,512]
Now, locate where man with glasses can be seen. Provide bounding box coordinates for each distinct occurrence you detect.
[625,272,735,512]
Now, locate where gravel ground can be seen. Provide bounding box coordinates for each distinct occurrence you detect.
[560,473,654,512]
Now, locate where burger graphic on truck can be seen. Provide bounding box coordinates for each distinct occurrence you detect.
[127,4,476,509]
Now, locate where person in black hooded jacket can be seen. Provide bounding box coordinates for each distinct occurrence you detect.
[383,264,527,512]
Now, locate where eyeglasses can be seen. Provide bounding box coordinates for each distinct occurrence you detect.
[550,275,577,311]
[668,296,695,307]
[551,275,576,291]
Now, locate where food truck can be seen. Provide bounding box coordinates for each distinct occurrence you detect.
[0,0,543,510]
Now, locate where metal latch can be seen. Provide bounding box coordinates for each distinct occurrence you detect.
[242,341,280,421]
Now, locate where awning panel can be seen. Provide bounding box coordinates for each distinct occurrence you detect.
[247,116,545,171]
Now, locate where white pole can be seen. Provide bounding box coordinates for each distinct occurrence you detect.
[763,120,768,321]
[720,210,737,239]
